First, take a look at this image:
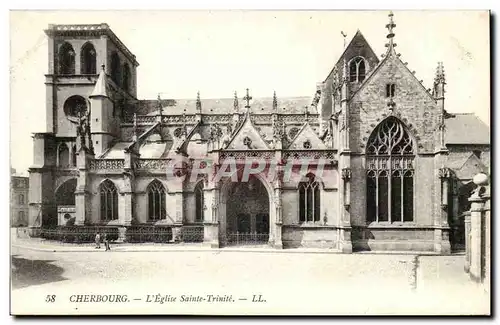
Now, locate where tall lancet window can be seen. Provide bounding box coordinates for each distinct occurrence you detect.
[366,117,415,223]
[123,63,131,92]
[349,57,366,83]
[195,181,204,222]
[298,174,321,223]
[58,42,75,75]
[80,42,97,74]
[110,52,121,86]
[100,180,118,221]
[148,180,166,221]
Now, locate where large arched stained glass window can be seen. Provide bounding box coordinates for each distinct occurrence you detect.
[100,180,118,221]
[148,180,166,221]
[366,117,414,223]
[298,174,321,223]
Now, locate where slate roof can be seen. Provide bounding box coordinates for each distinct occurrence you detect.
[445,113,490,145]
[137,96,313,115]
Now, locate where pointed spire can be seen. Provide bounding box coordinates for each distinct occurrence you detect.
[157,93,163,117]
[132,113,138,141]
[434,61,446,84]
[182,109,187,136]
[272,91,278,112]
[233,91,239,112]
[385,11,397,52]
[342,57,348,83]
[196,91,202,113]
[90,64,109,98]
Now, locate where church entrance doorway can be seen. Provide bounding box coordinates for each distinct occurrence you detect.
[226,176,270,246]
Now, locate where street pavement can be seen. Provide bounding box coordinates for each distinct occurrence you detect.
[10,242,490,315]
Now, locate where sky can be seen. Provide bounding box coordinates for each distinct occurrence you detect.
[9,10,490,175]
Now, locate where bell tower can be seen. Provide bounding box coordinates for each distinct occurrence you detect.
[44,23,139,141]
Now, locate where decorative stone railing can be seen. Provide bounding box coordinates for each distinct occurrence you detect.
[283,150,336,160]
[89,159,125,170]
[219,151,275,160]
[121,113,320,127]
[135,159,170,170]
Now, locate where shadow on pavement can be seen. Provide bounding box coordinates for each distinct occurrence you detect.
[11,255,67,290]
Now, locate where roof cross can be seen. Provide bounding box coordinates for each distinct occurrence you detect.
[385,11,396,49]
[243,88,252,108]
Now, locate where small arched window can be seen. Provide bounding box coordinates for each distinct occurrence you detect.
[349,57,366,83]
[148,180,166,221]
[122,63,131,92]
[58,42,75,75]
[58,143,70,167]
[110,52,121,86]
[195,181,204,222]
[298,174,320,223]
[18,211,25,224]
[80,42,97,74]
[100,180,118,221]
[18,194,25,205]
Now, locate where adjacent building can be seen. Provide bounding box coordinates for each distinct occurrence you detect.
[11,169,29,227]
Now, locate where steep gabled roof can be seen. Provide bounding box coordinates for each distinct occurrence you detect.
[349,46,435,102]
[224,113,270,150]
[324,30,380,82]
[287,121,327,150]
[445,113,490,145]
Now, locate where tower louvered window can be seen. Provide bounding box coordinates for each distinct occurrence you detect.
[366,117,414,223]
[349,57,366,83]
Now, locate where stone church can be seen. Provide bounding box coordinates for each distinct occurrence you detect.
[28,13,490,252]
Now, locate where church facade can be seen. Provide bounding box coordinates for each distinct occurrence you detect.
[28,13,490,252]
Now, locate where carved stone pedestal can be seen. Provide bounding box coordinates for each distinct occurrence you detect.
[203,222,220,248]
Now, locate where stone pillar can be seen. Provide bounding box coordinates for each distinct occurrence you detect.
[435,167,452,254]
[464,212,471,273]
[120,170,135,226]
[74,147,94,226]
[272,170,284,249]
[203,177,219,248]
[467,172,490,283]
[469,196,485,282]
[340,168,353,253]
[483,189,491,292]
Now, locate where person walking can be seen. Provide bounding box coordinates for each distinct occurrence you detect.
[94,232,101,249]
[103,233,110,251]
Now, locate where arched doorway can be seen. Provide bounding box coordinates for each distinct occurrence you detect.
[54,179,77,227]
[225,176,270,246]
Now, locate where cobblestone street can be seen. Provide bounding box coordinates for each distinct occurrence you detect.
[10,243,489,315]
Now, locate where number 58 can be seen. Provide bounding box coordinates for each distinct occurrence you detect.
[45,295,56,303]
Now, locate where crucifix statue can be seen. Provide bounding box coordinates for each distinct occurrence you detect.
[243,88,252,109]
